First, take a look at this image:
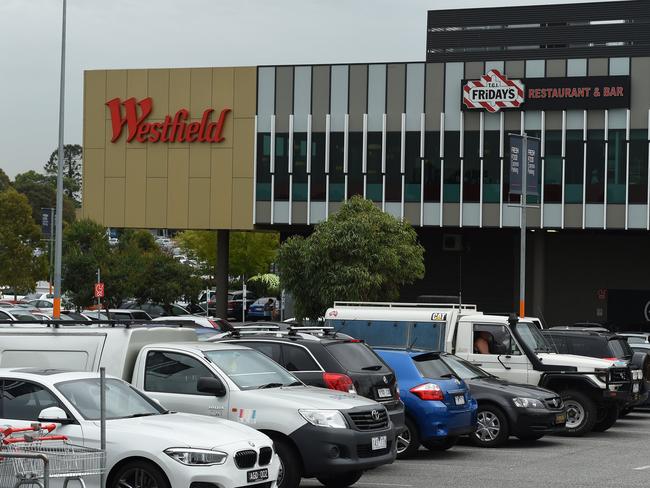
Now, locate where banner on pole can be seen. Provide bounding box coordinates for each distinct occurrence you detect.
[509,135,540,197]
[41,208,54,237]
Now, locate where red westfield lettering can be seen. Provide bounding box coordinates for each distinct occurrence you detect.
[105,97,230,143]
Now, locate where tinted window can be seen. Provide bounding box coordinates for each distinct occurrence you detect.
[240,342,283,364]
[326,342,389,373]
[567,336,610,358]
[0,311,10,319]
[473,324,521,355]
[545,333,570,354]
[1,380,60,421]
[440,354,490,380]
[144,351,214,395]
[627,337,645,345]
[131,312,151,320]
[412,354,454,379]
[282,345,320,371]
[112,312,131,320]
[608,338,633,359]
[330,320,408,348]
[410,322,445,351]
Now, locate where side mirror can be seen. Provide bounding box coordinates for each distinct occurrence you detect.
[197,377,227,397]
[38,406,73,424]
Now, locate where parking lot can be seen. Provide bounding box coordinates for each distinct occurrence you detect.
[302,410,650,488]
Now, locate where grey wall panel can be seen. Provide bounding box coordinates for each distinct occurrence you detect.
[606,205,626,229]
[275,67,294,132]
[385,202,401,219]
[483,204,500,227]
[588,58,608,76]
[485,61,505,72]
[422,203,441,226]
[255,202,271,224]
[527,207,541,228]
[292,202,308,225]
[465,111,480,131]
[525,60,545,78]
[525,110,542,131]
[312,66,330,132]
[257,67,275,132]
[586,204,605,228]
[293,66,311,132]
[505,60,525,78]
[588,109,605,130]
[368,64,387,131]
[502,205,519,227]
[273,202,290,224]
[425,63,444,131]
[629,205,647,229]
[543,204,562,228]
[443,203,460,227]
[504,111,521,132]
[462,203,480,227]
[567,59,587,76]
[464,62,484,80]
[564,205,582,228]
[349,65,368,131]
[546,59,566,77]
[631,57,650,128]
[610,57,630,75]
[330,65,349,132]
[567,109,583,130]
[310,202,327,223]
[545,111,563,130]
[404,203,420,225]
[386,64,406,131]
[444,62,464,131]
[503,62,524,132]
[406,63,425,131]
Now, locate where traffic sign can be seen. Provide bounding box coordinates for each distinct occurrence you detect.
[94,282,105,298]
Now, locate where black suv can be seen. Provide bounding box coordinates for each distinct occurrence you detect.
[214,326,405,433]
[542,327,648,422]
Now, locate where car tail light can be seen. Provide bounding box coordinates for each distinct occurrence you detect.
[323,373,356,394]
[409,383,444,401]
[603,357,619,361]
[208,319,219,329]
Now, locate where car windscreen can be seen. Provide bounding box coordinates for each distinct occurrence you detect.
[608,338,633,359]
[325,341,390,373]
[204,349,300,390]
[412,353,455,379]
[516,322,555,353]
[440,354,491,380]
[57,378,164,420]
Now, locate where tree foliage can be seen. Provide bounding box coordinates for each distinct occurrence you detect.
[277,196,425,320]
[247,273,280,297]
[0,189,47,294]
[13,170,76,226]
[0,169,10,192]
[44,144,83,204]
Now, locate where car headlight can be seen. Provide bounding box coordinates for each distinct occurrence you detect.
[633,369,643,381]
[164,448,228,466]
[512,397,544,408]
[299,409,348,429]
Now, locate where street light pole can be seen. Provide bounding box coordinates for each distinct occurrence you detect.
[519,133,528,318]
[53,0,67,319]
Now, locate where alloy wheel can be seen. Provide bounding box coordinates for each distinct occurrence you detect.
[565,400,585,430]
[476,410,501,442]
[277,454,285,486]
[396,427,412,454]
[117,467,160,488]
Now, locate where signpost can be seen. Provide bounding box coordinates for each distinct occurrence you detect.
[94,269,103,320]
[41,208,55,293]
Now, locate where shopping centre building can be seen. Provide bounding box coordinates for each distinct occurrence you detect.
[82,0,650,327]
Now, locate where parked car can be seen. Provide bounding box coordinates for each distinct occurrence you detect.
[120,301,189,318]
[23,292,54,302]
[0,325,398,488]
[374,349,477,458]
[0,308,43,322]
[228,290,258,321]
[0,369,279,488]
[153,315,234,338]
[437,353,566,447]
[107,309,153,320]
[215,327,405,436]
[26,298,54,309]
[247,297,279,321]
[619,332,650,345]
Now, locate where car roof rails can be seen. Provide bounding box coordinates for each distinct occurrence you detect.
[332,301,477,311]
[287,325,334,336]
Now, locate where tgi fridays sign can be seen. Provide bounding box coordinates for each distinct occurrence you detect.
[462,71,631,112]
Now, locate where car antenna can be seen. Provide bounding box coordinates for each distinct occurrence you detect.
[407,336,418,351]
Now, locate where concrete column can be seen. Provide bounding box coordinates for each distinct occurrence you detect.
[532,231,546,321]
[215,230,230,319]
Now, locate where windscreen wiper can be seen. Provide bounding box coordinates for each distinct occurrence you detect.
[258,383,284,389]
[125,412,158,418]
[285,381,303,387]
[362,365,382,371]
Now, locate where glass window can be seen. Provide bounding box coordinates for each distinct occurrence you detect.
[57,378,162,421]
[311,132,326,201]
[329,132,345,202]
[586,130,605,203]
[627,336,645,345]
[463,131,480,203]
[544,333,569,354]
[366,132,383,202]
[608,129,626,204]
[405,132,421,202]
[238,341,282,364]
[629,129,649,204]
[204,349,299,390]
[544,131,563,203]
[410,322,445,351]
[423,132,441,202]
[412,353,454,379]
[292,132,308,202]
[385,132,401,202]
[473,324,521,355]
[274,133,290,201]
[256,133,272,201]
[1,380,60,421]
[440,354,491,380]
[348,131,363,198]
[565,130,584,204]
[325,342,389,373]
[282,345,320,371]
[329,320,408,348]
[144,351,214,395]
[443,132,461,203]
[515,322,554,353]
[483,131,501,203]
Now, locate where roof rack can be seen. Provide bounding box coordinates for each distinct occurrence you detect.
[234,325,280,331]
[332,301,478,311]
[288,326,334,336]
[0,319,205,330]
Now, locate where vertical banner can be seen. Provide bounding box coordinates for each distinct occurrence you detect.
[41,208,53,236]
[526,138,540,196]
[509,135,523,195]
[509,135,540,197]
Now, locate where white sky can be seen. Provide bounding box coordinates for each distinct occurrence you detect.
[0,0,623,177]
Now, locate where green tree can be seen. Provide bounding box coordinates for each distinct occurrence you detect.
[0,189,47,296]
[13,170,76,226]
[0,168,11,192]
[247,273,280,297]
[277,196,425,320]
[44,144,83,204]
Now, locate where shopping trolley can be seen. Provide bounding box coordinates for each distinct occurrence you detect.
[0,422,105,488]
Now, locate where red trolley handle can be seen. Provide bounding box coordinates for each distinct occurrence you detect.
[3,434,68,445]
[1,424,57,437]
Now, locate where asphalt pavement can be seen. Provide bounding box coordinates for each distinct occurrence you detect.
[302,410,650,488]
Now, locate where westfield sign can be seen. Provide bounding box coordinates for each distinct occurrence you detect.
[105,97,230,143]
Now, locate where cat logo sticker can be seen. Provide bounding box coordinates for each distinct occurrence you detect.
[431,312,448,321]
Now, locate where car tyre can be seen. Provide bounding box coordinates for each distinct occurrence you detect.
[274,438,302,488]
[561,390,597,436]
[317,470,363,488]
[109,460,170,488]
[592,404,619,432]
[422,435,458,451]
[471,404,509,448]
[396,417,420,459]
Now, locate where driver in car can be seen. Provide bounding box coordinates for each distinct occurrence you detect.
[473,331,493,354]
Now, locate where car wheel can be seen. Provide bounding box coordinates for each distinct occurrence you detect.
[592,404,619,432]
[396,417,420,459]
[561,390,597,436]
[274,438,302,488]
[109,460,170,488]
[317,470,363,488]
[471,404,509,448]
[516,433,544,441]
[421,436,458,451]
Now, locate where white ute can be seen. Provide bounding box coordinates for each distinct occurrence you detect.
[0,368,278,488]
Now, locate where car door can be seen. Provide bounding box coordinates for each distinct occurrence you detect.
[0,378,85,445]
[142,350,230,418]
[466,323,530,383]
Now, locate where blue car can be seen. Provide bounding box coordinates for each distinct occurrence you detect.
[375,349,477,458]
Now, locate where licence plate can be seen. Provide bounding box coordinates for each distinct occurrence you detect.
[247,468,269,483]
[377,388,392,398]
[371,435,387,450]
[454,395,466,406]
[555,413,567,424]
[633,383,640,393]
